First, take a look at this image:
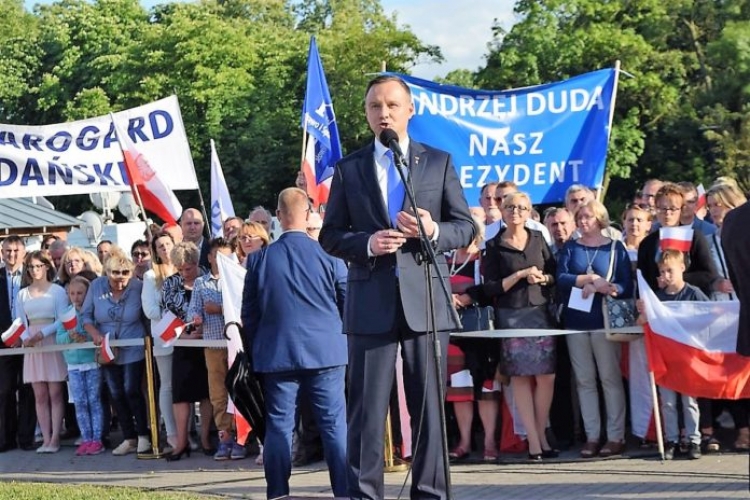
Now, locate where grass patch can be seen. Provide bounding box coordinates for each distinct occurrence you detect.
[0,482,217,499]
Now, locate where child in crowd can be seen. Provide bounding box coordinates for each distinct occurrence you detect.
[189,237,246,461]
[56,276,104,456]
[643,250,708,460]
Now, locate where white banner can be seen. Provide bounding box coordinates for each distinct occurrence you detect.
[0,95,198,198]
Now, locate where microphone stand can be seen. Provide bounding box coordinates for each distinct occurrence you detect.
[392,150,456,499]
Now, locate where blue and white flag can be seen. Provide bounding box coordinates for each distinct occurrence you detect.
[210,139,235,237]
[399,69,618,204]
[301,37,342,207]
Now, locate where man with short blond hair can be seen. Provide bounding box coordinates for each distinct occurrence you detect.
[242,187,348,499]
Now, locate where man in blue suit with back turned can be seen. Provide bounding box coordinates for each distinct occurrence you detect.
[241,187,348,499]
[319,75,474,500]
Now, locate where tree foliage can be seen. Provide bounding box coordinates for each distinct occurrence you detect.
[6,0,441,217]
[474,0,750,199]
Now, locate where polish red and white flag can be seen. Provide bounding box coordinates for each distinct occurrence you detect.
[696,183,707,209]
[61,306,77,331]
[659,226,694,253]
[153,311,186,347]
[100,333,116,364]
[1,318,26,347]
[638,271,750,399]
[111,115,182,225]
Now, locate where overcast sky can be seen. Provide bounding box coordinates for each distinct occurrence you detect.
[24,0,518,80]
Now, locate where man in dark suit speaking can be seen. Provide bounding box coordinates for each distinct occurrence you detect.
[241,188,348,499]
[319,75,474,500]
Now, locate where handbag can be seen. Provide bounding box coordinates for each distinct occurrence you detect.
[459,305,493,332]
[602,240,641,342]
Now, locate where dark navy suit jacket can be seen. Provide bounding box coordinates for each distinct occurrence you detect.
[240,231,348,373]
[319,139,474,334]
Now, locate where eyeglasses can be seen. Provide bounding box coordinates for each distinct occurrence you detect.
[28,264,46,270]
[658,206,682,213]
[240,235,261,242]
[66,259,83,266]
[503,205,530,212]
[109,269,131,277]
[132,251,150,258]
[307,226,322,231]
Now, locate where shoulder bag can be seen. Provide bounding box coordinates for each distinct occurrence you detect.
[602,239,640,342]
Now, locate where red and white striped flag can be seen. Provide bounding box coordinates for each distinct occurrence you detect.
[111,115,182,225]
[153,311,186,348]
[696,183,706,209]
[100,333,116,364]
[659,226,693,253]
[1,318,26,347]
[61,306,77,331]
[638,271,750,399]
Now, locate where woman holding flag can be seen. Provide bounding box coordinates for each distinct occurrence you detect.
[16,250,69,454]
[82,247,150,456]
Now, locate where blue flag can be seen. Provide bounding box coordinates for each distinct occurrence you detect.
[398,69,618,204]
[302,37,342,185]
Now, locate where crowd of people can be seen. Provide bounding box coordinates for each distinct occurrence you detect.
[1,73,749,500]
[0,207,285,462]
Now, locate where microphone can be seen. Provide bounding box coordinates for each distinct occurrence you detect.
[379,129,407,166]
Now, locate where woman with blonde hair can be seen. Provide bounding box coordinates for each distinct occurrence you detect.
[235,221,269,266]
[56,247,101,286]
[702,182,749,452]
[558,199,633,458]
[462,192,558,461]
[82,246,150,456]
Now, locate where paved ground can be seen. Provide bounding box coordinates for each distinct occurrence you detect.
[1,441,748,499]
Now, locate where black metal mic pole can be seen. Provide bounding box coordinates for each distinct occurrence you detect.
[392,149,456,500]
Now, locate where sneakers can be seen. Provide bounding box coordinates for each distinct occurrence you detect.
[214,441,232,461]
[687,443,702,460]
[87,441,105,455]
[112,439,137,456]
[75,442,90,456]
[230,442,247,460]
[664,442,677,460]
[137,436,152,454]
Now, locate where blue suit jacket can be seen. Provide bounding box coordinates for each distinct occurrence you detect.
[319,139,474,334]
[240,231,348,373]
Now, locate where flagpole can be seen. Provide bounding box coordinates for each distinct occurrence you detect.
[110,114,153,242]
[649,370,665,461]
[598,60,622,202]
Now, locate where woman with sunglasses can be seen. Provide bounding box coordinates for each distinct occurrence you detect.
[463,192,558,461]
[16,251,69,453]
[82,246,150,456]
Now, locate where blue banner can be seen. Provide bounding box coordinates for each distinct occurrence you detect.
[398,69,617,205]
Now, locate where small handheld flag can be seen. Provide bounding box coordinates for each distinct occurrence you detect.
[1,318,26,347]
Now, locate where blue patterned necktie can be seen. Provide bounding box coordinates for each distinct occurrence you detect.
[385,150,405,228]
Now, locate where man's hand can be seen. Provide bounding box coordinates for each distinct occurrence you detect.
[396,208,436,239]
[715,278,734,294]
[369,230,406,256]
[295,171,307,190]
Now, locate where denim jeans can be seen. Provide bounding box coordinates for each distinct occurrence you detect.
[262,366,347,499]
[660,386,700,445]
[102,361,148,439]
[68,367,104,442]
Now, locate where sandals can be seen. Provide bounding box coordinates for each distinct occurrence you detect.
[580,441,599,458]
[599,440,625,457]
[483,448,498,462]
[449,446,469,461]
